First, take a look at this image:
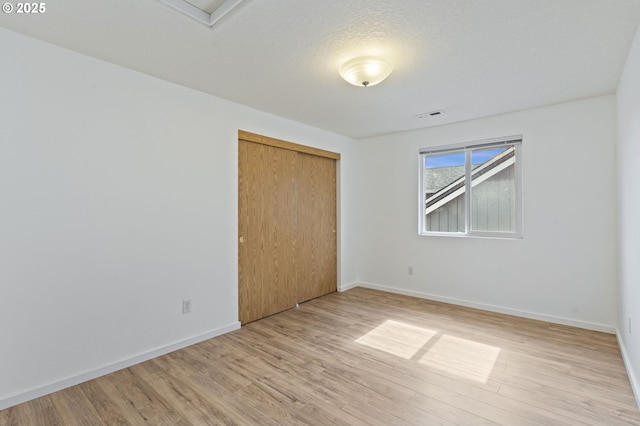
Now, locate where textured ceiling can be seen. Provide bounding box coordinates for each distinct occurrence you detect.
[1,0,639,139]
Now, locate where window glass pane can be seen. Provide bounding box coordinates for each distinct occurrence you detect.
[470,146,516,232]
[424,152,466,232]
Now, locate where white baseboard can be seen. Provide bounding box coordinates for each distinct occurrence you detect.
[338,281,360,292]
[617,330,640,409]
[0,321,240,410]
[350,282,616,334]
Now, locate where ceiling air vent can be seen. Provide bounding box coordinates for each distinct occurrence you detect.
[415,110,444,119]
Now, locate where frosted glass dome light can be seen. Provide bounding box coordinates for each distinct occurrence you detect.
[339,56,393,87]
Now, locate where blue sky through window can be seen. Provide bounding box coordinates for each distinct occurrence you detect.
[425,148,506,168]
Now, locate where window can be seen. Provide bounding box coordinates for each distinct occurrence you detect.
[419,136,522,238]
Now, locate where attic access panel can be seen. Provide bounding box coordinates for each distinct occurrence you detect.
[184,0,227,14]
[158,0,245,27]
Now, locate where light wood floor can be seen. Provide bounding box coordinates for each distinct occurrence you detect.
[2,287,639,425]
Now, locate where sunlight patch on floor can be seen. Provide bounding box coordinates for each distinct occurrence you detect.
[419,334,500,383]
[355,319,438,359]
[356,320,501,383]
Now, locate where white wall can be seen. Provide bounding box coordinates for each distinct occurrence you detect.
[617,25,640,402]
[352,96,619,331]
[0,27,355,408]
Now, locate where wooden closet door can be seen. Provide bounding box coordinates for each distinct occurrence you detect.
[297,153,337,302]
[238,131,339,324]
[238,140,298,324]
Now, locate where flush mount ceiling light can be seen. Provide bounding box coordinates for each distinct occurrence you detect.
[339,56,394,88]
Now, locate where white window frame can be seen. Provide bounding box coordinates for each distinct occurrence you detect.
[418,135,523,239]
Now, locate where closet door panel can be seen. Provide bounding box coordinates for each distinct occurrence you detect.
[238,140,298,324]
[297,153,337,303]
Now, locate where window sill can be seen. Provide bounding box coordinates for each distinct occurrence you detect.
[419,231,523,240]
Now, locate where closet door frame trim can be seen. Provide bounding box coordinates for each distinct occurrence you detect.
[239,130,341,160]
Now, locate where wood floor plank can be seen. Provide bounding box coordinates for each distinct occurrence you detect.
[2,287,640,425]
[78,378,140,426]
[0,394,63,426]
[498,382,640,426]
[105,367,191,425]
[48,386,103,425]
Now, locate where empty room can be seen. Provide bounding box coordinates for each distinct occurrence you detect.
[2,0,640,424]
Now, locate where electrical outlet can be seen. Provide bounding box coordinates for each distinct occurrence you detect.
[408,266,413,276]
[182,300,191,314]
